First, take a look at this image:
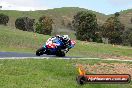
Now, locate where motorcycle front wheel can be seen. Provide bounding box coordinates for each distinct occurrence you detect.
[36,47,46,56]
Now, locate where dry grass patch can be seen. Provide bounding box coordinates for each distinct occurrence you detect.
[77,63,132,77]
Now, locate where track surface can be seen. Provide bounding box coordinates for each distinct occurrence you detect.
[0,52,49,57]
[0,52,80,59]
[0,52,132,62]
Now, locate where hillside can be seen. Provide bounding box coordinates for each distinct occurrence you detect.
[0,7,131,30]
[108,9,132,29]
[0,7,107,28]
[119,9,132,29]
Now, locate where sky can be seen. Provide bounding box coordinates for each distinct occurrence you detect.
[0,0,132,14]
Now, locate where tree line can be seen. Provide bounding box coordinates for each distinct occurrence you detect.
[72,11,132,46]
[0,13,53,35]
[0,12,132,46]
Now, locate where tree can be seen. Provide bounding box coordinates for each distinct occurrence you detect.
[15,17,35,32]
[114,12,120,17]
[0,13,9,25]
[102,13,125,44]
[72,11,99,41]
[121,28,132,46]
[35,16,53,35]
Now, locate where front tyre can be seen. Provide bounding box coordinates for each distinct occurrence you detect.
[36,47,45,56]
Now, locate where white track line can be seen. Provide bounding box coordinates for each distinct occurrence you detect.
[0,57,132,62]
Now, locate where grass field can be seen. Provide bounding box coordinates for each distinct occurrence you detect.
[0,25,132,59]
[0,59,132,88]
[0,25,50,53]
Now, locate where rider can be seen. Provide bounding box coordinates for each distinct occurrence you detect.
[47,35,72,50]
[61,35,72,49]
[53,35,72,49]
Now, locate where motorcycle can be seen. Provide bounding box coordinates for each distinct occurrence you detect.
[36,37,76,57]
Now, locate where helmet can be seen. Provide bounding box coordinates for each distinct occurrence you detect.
[55,35,61,38]
[62,35,70,41]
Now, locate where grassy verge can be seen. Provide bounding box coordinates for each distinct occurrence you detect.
[67,41,132,58]
[0,25,50,53]
[0,25,132,58]
[0,59,132,88]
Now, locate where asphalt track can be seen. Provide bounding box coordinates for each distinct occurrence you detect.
[0,52,51,58]
[0,52,132,62]
[0,52,80,59]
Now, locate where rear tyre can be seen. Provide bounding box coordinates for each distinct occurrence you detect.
[56,50,65,57]
[36,47,46,56]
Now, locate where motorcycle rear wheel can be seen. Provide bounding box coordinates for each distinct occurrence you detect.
[56,50,65,57]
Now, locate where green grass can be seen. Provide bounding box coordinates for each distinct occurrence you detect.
[0,25,50,53]
[0,59,132,88]
[0,25,132,58]
[68,41,132,57]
